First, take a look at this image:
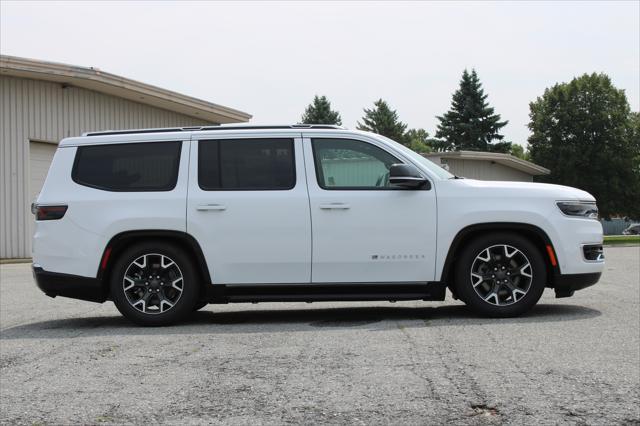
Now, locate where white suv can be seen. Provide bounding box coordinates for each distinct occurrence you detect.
[32,125,604,326]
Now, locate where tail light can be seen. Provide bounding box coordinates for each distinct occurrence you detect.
[31,204,68,221]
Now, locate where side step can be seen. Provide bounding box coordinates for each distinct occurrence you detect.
[207,282,447,304]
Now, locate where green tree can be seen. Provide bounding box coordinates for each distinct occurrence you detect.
[528,73,640,219]
[436,69,511,153]
[404,128,433,153]
[357,99,408,144]
[300,95,342,125]
[510,144,530,160]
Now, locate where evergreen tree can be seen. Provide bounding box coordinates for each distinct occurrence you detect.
[356,99,408,144]
[300,95,342,125]
[436,69,511,153]
[528,73,639,219]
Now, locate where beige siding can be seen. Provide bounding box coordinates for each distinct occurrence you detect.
[444,159,533,182]
[1,75,212,258]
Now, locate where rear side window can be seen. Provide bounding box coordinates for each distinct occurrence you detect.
[198,139,295,190]
[72,141,182,191]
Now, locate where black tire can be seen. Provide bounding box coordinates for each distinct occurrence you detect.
[110,241,199,326]
[454,232,547,318]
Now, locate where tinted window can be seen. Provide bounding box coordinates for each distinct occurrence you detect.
[312,138,402,189]
[72,141,181,191]
[198,139,295,190]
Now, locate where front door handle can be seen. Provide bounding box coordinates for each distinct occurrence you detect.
[197,204,227,211]
[319,203,350,210]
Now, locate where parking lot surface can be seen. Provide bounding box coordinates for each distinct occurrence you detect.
[1,246,639,425]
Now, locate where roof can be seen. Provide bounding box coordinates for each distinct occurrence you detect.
[424,150,550,176]
[0,55,252,124]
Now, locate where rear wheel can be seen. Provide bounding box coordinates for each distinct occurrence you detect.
[110,242,199,326]
[454,232,547,317]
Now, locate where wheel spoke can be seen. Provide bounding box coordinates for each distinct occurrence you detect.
[477,248,491,262]
[161,255,175,269]
[520,263,532,278]
[123,276,136,291]
[504,245,518,258]
[160,299,174,313]
[512,288,526,302]
[133,255,147,269]
[172,277,183,291]
[484,292,499,305]
[471,272,484,287]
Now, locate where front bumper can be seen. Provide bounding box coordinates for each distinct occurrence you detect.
[32,265,107,303]
[553,272,602,298]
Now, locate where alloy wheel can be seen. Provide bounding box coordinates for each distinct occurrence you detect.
[122,253,184,314]
[470,244,533,306]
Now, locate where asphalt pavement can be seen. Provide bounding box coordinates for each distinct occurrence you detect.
[1,246,639,425]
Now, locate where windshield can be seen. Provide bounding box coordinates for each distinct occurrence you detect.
[375,135,454,179]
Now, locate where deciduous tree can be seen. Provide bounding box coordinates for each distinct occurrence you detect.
[528,73,639,219]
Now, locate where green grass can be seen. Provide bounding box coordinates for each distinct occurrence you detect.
[603,235,640,245]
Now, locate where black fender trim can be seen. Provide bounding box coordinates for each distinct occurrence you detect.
[98,230,212,299]
[440,222,560,288]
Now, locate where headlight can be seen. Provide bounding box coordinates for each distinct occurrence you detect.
[556,201,598,219]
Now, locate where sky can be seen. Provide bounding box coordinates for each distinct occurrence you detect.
[1,1,638,146]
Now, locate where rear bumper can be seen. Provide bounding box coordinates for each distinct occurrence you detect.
[32,265,107,303]
[553,272,602,298]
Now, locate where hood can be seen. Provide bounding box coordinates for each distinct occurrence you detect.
[451,179,595,201]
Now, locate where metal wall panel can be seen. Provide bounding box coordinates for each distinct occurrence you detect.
[1,75,212,258]
[444,159,532,182]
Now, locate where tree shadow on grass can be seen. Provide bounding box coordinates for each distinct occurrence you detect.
[0,303,601,340]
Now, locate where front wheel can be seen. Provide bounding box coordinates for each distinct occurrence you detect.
[110,242,199,326]
[454,233,547,317]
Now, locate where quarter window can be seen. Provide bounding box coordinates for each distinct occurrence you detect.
[72,141,181,191]
[198,139,295,190]
[312,138,402,189]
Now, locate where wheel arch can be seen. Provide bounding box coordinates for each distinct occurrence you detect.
[97,230,212,299]
[440,222,560,290]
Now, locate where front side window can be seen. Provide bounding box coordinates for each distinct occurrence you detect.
[198,138,295,190]
[312,138,403,189]
[72,141,181,191]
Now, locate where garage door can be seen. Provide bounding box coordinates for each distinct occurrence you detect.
[29,141,57,249]
[29,141,57,203]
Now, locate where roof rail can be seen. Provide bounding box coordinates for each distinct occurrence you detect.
[83,124,345,137]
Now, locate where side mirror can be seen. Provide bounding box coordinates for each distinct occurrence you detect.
[389,164,430,189]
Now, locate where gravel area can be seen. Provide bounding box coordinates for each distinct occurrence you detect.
[1,246,639,425]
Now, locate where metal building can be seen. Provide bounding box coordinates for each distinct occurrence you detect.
[0,55,251,259]
[424,151,550,182]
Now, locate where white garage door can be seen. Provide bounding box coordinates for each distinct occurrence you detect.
[29,141,57,203]
[29,141,57,248]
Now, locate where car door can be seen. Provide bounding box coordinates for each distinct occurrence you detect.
[303,134,437,283]
[187,133,311,284]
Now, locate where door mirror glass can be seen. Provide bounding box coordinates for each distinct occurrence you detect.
[389,164,429,189]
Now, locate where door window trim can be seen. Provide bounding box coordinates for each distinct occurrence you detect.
[311,137,422,191]
[71,140,182,192]
[197,138,297,191]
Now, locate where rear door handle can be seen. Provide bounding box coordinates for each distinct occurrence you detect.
[319,203,350,210]
[197,204,227,211]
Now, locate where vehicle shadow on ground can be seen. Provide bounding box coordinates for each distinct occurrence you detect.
[0,303,601,340]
